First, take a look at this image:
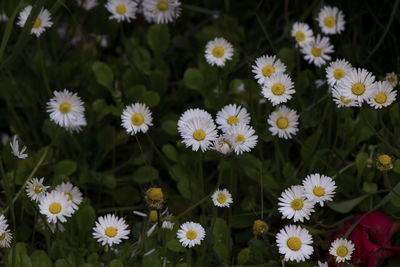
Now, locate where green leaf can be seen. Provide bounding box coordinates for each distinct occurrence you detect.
[363,181,378,194]
[75,205,96,233]
[147,24,170,56]
[133,166,159,184]
[161,120,178,136]
[54,259,69,267]
[30,250,52,267]
[328,195,369,214]
[213,218,232,263]
[237,248,250,265]
[356,152,369,178]
[277,47,295,72]
[110,259,123,267]
[92,61,114,89]
[54,160,77,176]
[166,239,186,252]
[92,99,108,113]
[140,91,160,107]
[183,68,204,91]
[162,144,179,162]
[142,252,161,267]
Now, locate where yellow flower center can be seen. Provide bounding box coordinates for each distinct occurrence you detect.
[262,65,275,77]
[290,198,303,210]
[235,134,245,144]
[276,117,288,129]
[0,233,5,240]
[253,220,268,235]
[64,192,72,201]
[33,18,41,29]
[131,113,144,126]
[116,5,126,15]
[352,83,365,95]
[193,129,205,141]
[313,186,325,197]
[149,210,158,222]
[340,96,351,104]
[336,245,348,257]
[311,47,322,57]
[34,185,42,194]
[271,83,285,95]
[334,68,345,80]
[378,154,391,166]
[324,16,336,28]
[212,46,225,58]
[49,202,61,214]
[287,237,302,251]
[105,226,117,238]
[295,31,305,42]
[217,193,227,204]
[220,141,231,148]
[157,1,169,11]
[375,93,387,104]
[147,188,163,201]
[387,76,395,83]
[227,116,239,125]
[186,230,197,240]
[59,102,71,114]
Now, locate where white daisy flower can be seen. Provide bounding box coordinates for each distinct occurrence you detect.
[301,35,334,67]
[46,89,87,133]
[162,220,174,230]
[0,215,8,229]
[142,0,181,24]
[16,5,53,37]
[26,177,49,202]
[252,55,287,85]
[276,224,314,262]
[211,188,233,208]
[105,0,137,23]
[315,261,328,267]
[212,135,233,155]
[76,0,99,11]
[179,117,218,152]
[325,59,352,86]
[39,191,74,224]
[267,106,299,139]
[0,13,8,22]
[262,73,295,106]
[291,22,314,46]
[367,81,397,109]
[278,185,315,222]
[93,214,130,246]
[55,182,83,211]
[385,72,398,88]
[121,103,153,135]
[10,135,28,159]
[215,104,251,132]
[0,228,12,248]
[177,108,213,132]
[316,6,345,35]
[176,221,205,248]
[329,238,355,263]
[226,123,258,155]
[336,68,377,104]
[331,86,358,107]
[204,37,234,67]
[302,173,336,207]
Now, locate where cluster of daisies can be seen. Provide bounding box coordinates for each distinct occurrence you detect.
[16,0,181,38]
[275,173,355,264]
[0,215,12,248]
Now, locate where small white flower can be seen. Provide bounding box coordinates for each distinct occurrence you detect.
[215,104,251,133]
[276,224,314,262]
[179,117,218,152]
[336,68,377,105]
[204,37,234,67]
[0,215,8,229]
[226,123,258,155]
[302,173,336,207]
[0,228,12,248]
[26,177,49,202]
[46,89,87,133]
[178,108,213,132]
[316,6,345,35]
[177,221,205,248]
[76,0,98,10]
[121,103,153,135]
[0,13,8,22]
[278,185,315,222]
[39,191,74,224]
[211,188,233,208]
[262,73,295,106]
[325,59,352,86]
[212,135,233,155]
[17,5,53,37]
[105,0,137,23]
[267,106,299,139]
[291,22,314,46]
[162,220,174,230]
[301,35,334,67]
[385,72,398,88]
[331,86,358,107]
[142,0,181,24]
[252,55,287,85]
[329,238,355,263]
[55,182,83,211]
[93,214,130,246]
[367,81,397,109]
[10,135,28,159]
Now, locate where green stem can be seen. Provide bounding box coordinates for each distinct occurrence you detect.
[176,195,210,220]
[186,248,192,267]
[182,4,216,16]
[331,162,356,179]
[38,39,52,96]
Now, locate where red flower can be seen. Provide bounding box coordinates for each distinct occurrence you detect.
[329,211,400,267]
